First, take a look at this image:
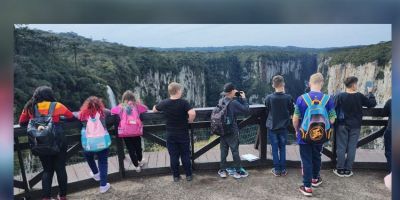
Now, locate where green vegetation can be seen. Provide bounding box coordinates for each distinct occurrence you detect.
[376,70,385,80]
[13,27,391,123]
[321,41,391,66]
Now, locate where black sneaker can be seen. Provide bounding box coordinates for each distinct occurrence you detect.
[173,176,181,182]
[186,176,193,181]
[333,169,345,177]
[344,170,353,177]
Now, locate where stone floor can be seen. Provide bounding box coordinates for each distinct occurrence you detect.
[68,168,391,200]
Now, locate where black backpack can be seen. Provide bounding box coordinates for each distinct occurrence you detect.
[210,98,233,136]
[27,102,61,156]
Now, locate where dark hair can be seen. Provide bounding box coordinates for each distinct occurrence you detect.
[344,76,358,88]
[24,86,56,115]
[272,75,285,88]
[121,90,136,103]
[223,82,236,93]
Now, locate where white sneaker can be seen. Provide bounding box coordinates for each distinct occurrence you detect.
[99,183,111,193]
[232,172,241,179]
[138,159,146,167]
[135,166,141,173]
[90,172,100,181]
[218,169,227,178]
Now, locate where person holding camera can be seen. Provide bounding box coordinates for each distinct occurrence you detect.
[217,83,250,179]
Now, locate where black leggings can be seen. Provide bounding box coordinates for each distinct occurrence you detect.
[38,147,67,198]
[124,137,143,167]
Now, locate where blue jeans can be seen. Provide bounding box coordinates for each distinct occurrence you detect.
[299,144,323,188]
[268,129,287,172]
[384,128,391,172]
[84,148,109,186]
[166,131,192,177]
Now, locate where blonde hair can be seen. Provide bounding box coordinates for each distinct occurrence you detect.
[309,73,324,85]
[168,82,183,96]
[121,90,136,103]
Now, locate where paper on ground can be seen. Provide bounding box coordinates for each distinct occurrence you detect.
[241,154,259,162]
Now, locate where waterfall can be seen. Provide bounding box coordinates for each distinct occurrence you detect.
[106,85,117,108]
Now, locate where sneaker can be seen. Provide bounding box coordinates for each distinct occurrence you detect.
[238,168,249,178]
[90,172,100,181]
[281,169,288,176]
[218,169,227,178]
[232,171,241,179]
[135,166,141,173]
[138,159,146,167]
[173,176,181,182]
[333,169,345,177]
[99,183,111,193]
[344,170,353,177]
[186,176,193,181]
[271,168,281,177]
[299,186,313,197]
[312,177,323,187]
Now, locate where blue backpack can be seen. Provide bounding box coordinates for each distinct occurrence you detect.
[300,93,333,144]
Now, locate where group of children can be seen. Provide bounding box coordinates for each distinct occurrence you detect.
[19,72,391,199]
[19,87,149,199]
[266,73,391,197]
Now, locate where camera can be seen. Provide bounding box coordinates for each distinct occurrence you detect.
[235,91,243,97]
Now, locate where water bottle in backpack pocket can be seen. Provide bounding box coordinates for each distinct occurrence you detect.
[81,112,111,152]
[117,105,143,137]
[27,102,61,156]
[300,94,333,144]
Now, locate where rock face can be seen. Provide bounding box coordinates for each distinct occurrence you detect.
[244,56,318,104]
[131,66,206,107]
[318,58,392,105]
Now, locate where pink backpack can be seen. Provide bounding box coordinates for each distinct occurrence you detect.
[117,104,143,137]
[82,112,111,152]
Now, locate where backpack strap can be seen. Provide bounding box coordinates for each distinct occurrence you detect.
[48,102,57,117]
[320,94,330,107]
[302,94,313,107]
[33,105,41,118]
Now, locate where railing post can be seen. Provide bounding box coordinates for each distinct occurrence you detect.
[14,136,31,199]
[258,114,267,160]
[331,123,338,168]
[189,124,195,170]
[116,136,126,178]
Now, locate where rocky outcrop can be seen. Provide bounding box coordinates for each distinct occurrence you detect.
[318,58,392,105]
[245,56,318,104]
[132,67,206,107]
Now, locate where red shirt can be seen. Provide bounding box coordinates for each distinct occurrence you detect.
[19,101,74,124]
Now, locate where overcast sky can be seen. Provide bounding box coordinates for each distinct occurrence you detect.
[26,24,391,48]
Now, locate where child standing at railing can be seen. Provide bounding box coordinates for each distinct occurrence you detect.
[75,96,112,194]
[19,86,74,200]
[334,76,376,177]
[111,90,148,172]
[293,73,336,197]
[265,75,294,177]
[153,82,196,182]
